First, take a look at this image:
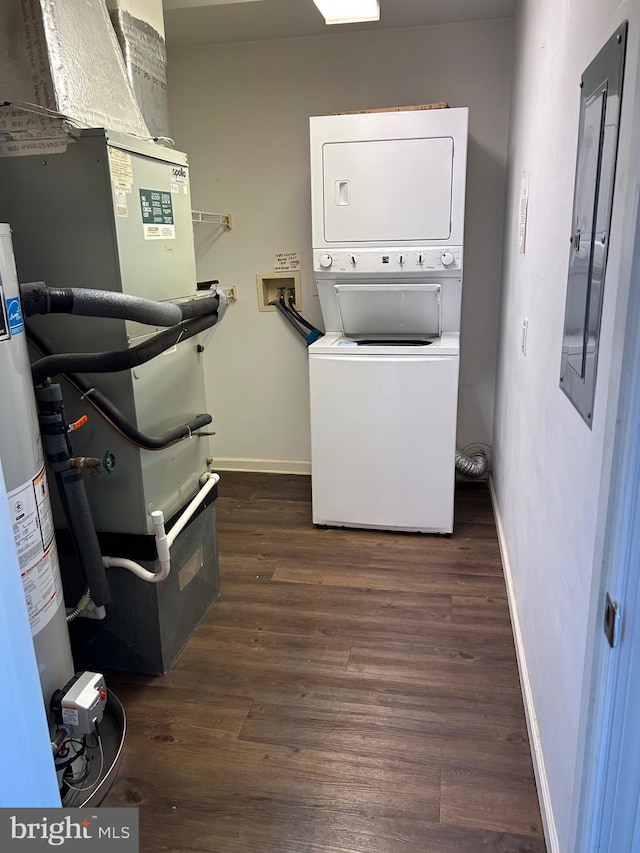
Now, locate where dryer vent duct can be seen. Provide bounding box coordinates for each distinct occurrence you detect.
[455,447,489,479]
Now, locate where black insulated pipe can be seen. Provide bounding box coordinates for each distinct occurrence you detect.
[31,311,219,385]
[21,281,182,327]
[35,383,111,607]
[178,294,220,320]
[27,325,212,450]
[20,281,220,327]
[60,468,112,606]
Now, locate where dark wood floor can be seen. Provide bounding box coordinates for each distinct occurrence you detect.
[104,473,545,853]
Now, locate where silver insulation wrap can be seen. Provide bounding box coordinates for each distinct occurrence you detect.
[109,8,170,140]
[0,0,149,158]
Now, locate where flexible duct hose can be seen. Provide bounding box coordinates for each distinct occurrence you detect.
[66,586,91,622]
[455,448,489,478]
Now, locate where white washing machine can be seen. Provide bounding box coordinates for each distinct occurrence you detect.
[308,108,468,533]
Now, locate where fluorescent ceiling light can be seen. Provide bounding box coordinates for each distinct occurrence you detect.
[312,0,380,25]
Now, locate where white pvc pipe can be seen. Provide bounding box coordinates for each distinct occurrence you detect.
[103,472,220,584]
[102,555,162,583]
[166,472,220,548]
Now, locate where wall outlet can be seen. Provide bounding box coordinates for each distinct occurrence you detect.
[521,318,529,355]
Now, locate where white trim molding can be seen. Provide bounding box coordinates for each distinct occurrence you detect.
[489,475,560,853]
[212,457,311,475]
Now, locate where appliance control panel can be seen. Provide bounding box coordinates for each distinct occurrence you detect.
[314,248,463,273]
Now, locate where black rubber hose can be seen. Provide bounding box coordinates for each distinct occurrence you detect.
[286,297,317,332]
[28,326,213,451]
[31,311,218,385]
[269,298,308,340]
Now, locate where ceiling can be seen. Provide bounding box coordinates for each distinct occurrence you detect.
[162,0,517,47]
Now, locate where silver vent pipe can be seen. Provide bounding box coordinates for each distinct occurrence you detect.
[455,447,489,479]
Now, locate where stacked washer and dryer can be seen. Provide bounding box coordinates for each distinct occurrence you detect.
[308,107,468,534]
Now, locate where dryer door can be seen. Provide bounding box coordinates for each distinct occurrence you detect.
[322,136,453,243]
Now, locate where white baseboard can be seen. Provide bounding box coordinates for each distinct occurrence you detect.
[212,457,311,476]
[489,476,560,853]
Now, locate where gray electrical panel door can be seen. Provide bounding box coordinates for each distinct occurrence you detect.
[560,23,627,425]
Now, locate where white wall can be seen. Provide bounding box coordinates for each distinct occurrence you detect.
[167,19,513,471]
[493,1,640,850]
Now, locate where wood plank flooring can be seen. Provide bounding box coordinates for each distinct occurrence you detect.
[103,473,546,853]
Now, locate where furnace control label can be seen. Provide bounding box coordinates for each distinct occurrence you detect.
[8,466,63,636]
[139,188,176,240]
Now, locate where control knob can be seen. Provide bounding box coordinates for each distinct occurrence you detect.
[441,251,455,267]
[397,254,406,266]
[319,253,333,269]
[350,254,358,266]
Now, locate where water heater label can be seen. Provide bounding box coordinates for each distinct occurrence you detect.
[6,296,24,335]
[140,188,176,240]
[8,467,63,636]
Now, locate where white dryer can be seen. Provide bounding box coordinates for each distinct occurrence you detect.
[308,108,468,533]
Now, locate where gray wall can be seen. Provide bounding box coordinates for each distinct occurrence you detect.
[492,0,640,849]
[167,19,513,471]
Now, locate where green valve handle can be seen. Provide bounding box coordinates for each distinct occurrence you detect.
[102,451,116,474]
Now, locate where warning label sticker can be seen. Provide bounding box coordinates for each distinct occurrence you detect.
[8,466,63,636]
[139,188,176,240]
[108,147,134,193]
[115,190,129,218]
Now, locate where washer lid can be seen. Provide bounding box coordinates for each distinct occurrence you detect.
[308,331,460,356]
[335,283,441,336]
